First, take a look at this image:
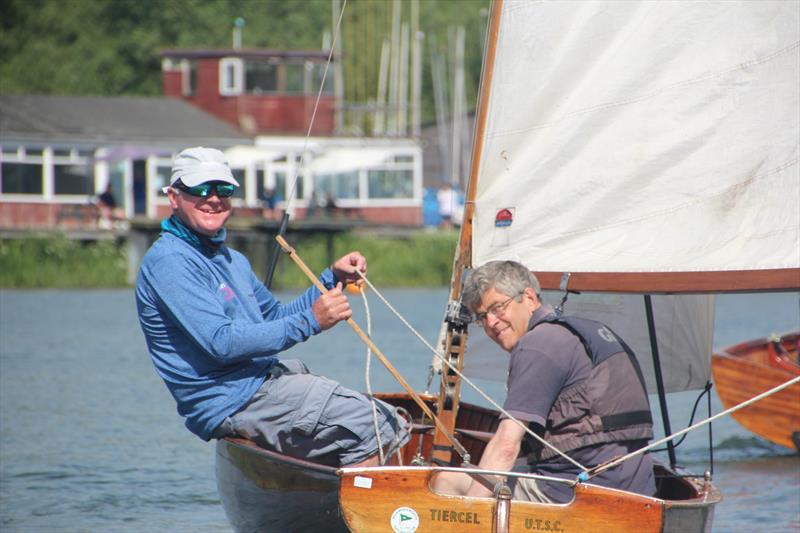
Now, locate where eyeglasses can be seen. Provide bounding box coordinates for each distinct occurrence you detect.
[175,181,236,198]
[474,292,523,326]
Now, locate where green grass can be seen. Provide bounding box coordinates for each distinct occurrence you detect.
[0,232,459,289]
[0,235,127,288]
[267,231,460,289]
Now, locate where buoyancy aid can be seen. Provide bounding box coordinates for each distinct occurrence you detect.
[526,315,654,462]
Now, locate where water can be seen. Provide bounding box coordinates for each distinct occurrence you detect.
[1,289,798,532]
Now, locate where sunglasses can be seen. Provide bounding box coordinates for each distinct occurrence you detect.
[174,181,236,198]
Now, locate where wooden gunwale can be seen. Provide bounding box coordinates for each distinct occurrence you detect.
[711,332,800,450]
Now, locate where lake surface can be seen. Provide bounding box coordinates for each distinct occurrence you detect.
[1,288,798,532]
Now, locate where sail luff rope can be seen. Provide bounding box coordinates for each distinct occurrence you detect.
[359,288,386,465]
[582,374,800,481]
[284,0,347,211]
[354,270,588,472]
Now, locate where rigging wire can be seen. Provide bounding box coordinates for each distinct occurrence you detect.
[352,270,800,478]
[284,0,348,212]
[264,0,347,287]
[583,374,800,481]
[354,270,588,472]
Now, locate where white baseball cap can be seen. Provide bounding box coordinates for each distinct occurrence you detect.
[163,147,240,193]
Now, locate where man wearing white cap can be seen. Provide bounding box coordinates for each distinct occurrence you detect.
[136,147,408,467]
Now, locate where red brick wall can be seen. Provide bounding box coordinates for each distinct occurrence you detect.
[294,206,422,226]
[162,58,335,135]
[162,70,182,97]
[0,202,99,230]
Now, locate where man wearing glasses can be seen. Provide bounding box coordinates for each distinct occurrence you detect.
[435,260,655,502]
[135,147,408,467]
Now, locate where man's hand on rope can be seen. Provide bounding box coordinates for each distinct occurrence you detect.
[331,251,367,287]
[313,282,352,330]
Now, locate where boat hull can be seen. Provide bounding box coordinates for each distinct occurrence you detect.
[216,393,720,532]
[216,437,349,532]
[339,464,718,533]
[711,332,800,450]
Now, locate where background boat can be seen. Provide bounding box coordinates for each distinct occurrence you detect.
[711,332,800,451]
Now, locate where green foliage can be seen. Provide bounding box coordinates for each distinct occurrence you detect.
[269,230,459,289]
[0,0,490,123]
[0,231,458,289]
[0,235,127,288]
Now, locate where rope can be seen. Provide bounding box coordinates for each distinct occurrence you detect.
[354,270,588,472]
[285,0,348,211]
[581,374,800,481]
[359,287,385,465]
[651,381,713,453]
[351,272,800,478]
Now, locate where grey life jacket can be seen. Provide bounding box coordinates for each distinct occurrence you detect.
[527,315,654,462]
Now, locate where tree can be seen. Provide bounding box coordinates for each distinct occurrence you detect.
[0,0,490,125]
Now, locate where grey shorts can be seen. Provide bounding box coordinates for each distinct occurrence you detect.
[215,359,410,466]
[508,476,555,503]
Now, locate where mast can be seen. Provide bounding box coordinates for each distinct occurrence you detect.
[431,0,504,464]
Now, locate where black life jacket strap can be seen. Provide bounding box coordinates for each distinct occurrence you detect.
[600,410,654,431]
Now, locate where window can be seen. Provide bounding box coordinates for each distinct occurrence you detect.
[256,168,265,199]
[53,163,93,195]
[245,62,277,93]
[313,63,334,95]
[155,164,171,197]
[275,171,289,201]
[285,63,306,94]
[231,168,246,200]
[367,169,414,199]
[316,171,358,200]
[182,60,198,96]
[219,57,243,96]
[52,149,95,195]
[1,162,43,194]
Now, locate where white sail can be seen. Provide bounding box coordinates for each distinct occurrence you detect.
[472,1,799,278]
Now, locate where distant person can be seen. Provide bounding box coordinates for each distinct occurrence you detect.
[434,260,655,502]
[437,183,457,229]
[96,185,124,229]
[135,147,409,467]
[260,187,278,220]
[323,192,338,218]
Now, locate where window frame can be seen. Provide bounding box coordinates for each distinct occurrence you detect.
[219,57,244,96]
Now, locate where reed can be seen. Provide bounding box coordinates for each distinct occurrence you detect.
[0,232,458,289]
[0,235,127,288]
[268,231,458,289]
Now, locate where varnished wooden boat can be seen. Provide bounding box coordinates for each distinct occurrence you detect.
[216,0,798,529]
[711,332,800,450]
[217,393,720,532]
[339,465,716,533]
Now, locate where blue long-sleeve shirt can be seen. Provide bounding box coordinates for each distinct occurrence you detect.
[135,232,337,440]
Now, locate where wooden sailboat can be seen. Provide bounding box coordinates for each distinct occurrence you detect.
[216,0,799,531]
[711,332,800,451]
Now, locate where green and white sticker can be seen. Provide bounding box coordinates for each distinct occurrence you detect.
[390,507,419,533]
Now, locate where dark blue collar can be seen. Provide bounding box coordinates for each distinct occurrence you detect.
[160,215,227,257]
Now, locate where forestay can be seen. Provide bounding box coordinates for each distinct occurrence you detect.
[471,1,799,280]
